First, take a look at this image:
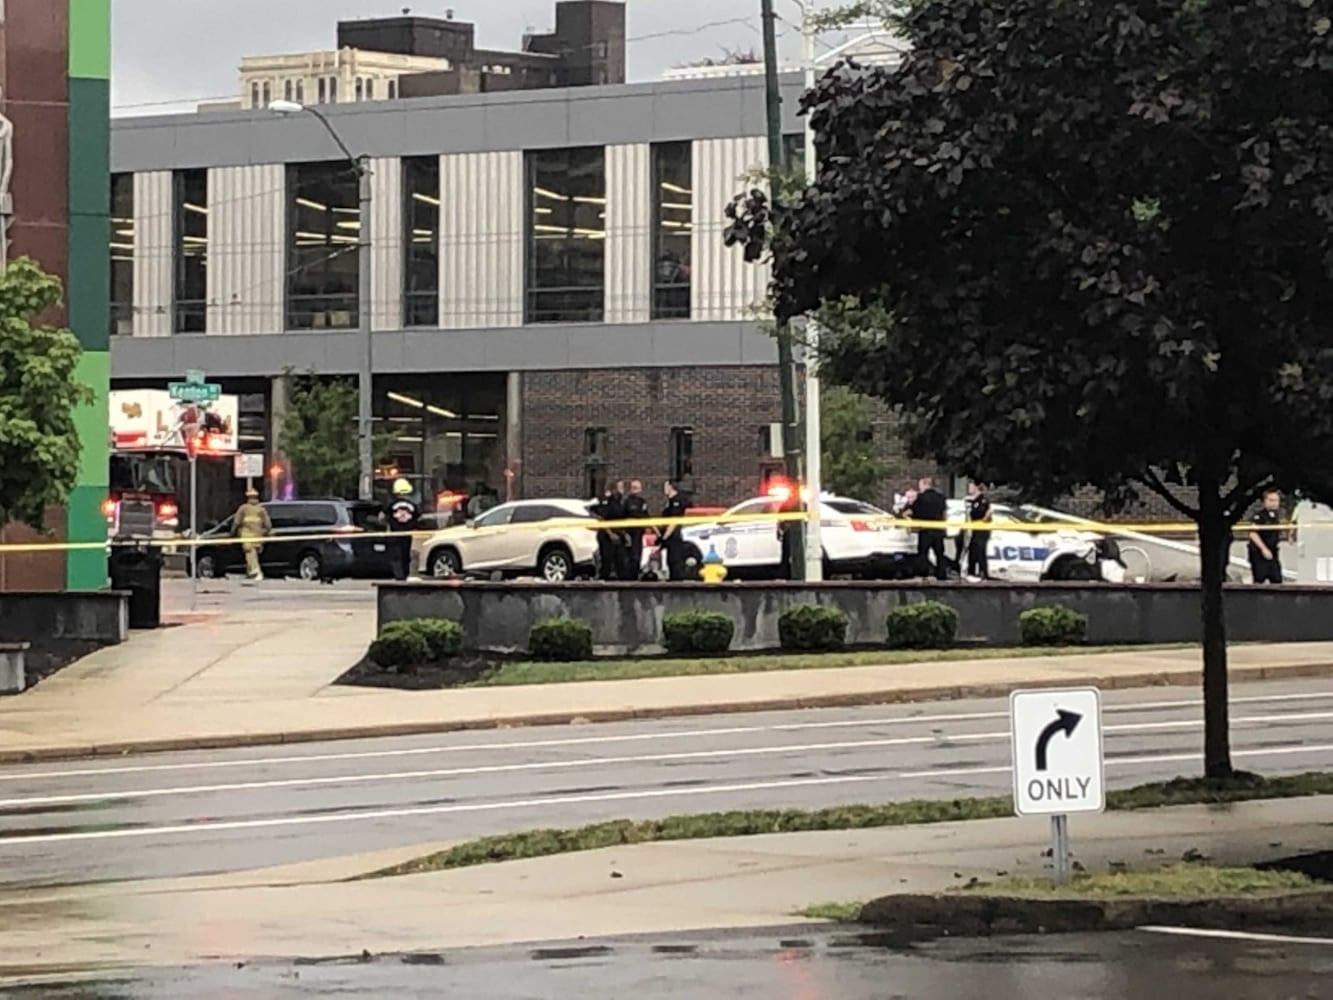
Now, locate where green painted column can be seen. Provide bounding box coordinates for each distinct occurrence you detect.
[65,0,111,590]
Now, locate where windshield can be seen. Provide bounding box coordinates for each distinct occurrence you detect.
[110,454,177,494]
[824,499,886,516]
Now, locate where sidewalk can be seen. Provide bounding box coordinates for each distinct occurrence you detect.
[0,797,1326,974]
[2,608,1332,762]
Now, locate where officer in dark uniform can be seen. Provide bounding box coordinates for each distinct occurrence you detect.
[592,482,627,580]
[659,480,690,581]
[775,490,801,579]
[906,476,949,580]
[387,478,419,581]
[1247,488,1286,584]
[622,479,650,581]
[964,480,992,580]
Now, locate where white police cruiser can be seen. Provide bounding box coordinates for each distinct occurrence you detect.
[946,500,1127,583]
[642,492,918,580]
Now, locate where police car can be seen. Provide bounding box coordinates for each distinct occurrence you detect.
[945,500,1127,583]
[642,492,918,580]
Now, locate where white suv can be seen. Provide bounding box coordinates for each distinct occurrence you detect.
[644,494,918,580]
[418,498,600,582]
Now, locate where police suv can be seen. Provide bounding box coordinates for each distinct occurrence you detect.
[946,500,1127,583]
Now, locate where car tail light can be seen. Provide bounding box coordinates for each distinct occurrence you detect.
[849,520,872,532]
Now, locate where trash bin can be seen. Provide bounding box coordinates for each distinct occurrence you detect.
[108,545,162,629]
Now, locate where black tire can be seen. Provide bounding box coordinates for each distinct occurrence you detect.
[1052,558,1098,582]
[429,548,462,579]
[193,551,219,579]
[538,545,575,582]
[296,550,324,582]
[683,545,704,582]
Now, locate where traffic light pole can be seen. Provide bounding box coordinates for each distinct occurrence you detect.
[189,451,198,612]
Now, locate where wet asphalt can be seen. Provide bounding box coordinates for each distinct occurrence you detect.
[3,928,1330,999]
[0,679,1329,888]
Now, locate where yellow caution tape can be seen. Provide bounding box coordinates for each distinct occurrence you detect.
[0,510,1300,554]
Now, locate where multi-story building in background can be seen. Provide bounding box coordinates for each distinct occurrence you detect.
[222,1,627,112]
[109,69,856,518]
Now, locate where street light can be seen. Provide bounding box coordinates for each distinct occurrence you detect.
[268,99,375,502]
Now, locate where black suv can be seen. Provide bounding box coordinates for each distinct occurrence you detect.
[191,499,393,581]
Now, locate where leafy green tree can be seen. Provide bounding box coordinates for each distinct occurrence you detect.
[736,0,1333,778]
[821,385,887,499]
[278,370,396,499]
[0,258,93,529]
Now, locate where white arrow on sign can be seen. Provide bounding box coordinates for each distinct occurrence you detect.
[1010,687,1105,817]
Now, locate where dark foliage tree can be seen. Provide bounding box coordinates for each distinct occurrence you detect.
[733,0,1333,778]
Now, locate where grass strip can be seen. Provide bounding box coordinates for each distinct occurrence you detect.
[466,643,1193,687]
[359,770,1333,880]
[965,864,1317,899]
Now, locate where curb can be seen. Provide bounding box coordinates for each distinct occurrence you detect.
[856,888,1333,941]
[2,661,1330,765]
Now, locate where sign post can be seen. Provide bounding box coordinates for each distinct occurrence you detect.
[170,371,223,612]
[1010,687,1105,886]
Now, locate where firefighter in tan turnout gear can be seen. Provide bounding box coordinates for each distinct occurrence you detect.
[233,487,272,581]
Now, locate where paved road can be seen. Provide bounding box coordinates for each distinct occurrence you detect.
[5,929,1329,998]
[0,678,1329,887]
[162,577,376,616]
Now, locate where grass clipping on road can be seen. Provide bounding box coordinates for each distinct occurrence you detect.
[468,643,1191,687]
[359,770,1333,881]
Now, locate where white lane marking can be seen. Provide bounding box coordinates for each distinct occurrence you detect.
[1138,926,1333,946]
[896,742,1333,779]
[2,690,1329,785]
[0,742,1330,847]
[3,711,1331,808]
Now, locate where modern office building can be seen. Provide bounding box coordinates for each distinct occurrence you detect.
[108,70,890,514]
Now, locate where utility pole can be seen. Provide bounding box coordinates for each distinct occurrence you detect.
[799,3,824,581]
[760,0,806,579]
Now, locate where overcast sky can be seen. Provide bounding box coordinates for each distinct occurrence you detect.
[110,0,853,116]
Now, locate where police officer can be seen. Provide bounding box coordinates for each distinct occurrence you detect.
[387,478,419,581]
[1247,488,1286,584]
[965,480,992,580]
[659,480,691,581]
[775,489,801,579]
[622,479,650,581]
[592,482,626,580]
[906,476,949,580]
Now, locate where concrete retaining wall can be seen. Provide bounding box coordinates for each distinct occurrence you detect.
[0,592,129,681]
[378,581,1333,655]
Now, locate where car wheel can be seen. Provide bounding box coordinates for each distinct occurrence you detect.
[538,545,574,582]
[1051,558,1098,582]
[194,552,217,579]
[297,550,324,582]
[430,548,461,579]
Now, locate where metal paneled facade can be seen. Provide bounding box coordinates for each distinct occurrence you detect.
[206,163,285,335]
[131,170,172,338]
[604,143,651,324]
[691,136,769,322]
[368,155,402,332]
[439,150,524,329]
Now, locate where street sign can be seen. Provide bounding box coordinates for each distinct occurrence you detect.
[1010,687,1105,817]
[233,453,265,479]
[184,369,206,385]
[168,381,221,403]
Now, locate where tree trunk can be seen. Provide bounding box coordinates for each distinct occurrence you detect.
[1196,479,1233,779]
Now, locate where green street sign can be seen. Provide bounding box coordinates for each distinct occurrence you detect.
[169,381,221,403]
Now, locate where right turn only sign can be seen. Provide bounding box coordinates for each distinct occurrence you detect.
[1010,687,1105,816]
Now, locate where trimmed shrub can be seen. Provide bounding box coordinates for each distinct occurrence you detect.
[1019,605,1088,646]
[529,616,594,662]
[778,604,849,652]
[886,601,958,649]
[368,621,432,671]
[411,618,464,659]
[662,611,735,655]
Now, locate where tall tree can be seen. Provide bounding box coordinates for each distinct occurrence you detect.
[279,371,396,499]
[0,258,93,529]
[736,0,1333,779]
[821,384,887,500]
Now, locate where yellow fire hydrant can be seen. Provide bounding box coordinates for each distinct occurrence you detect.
[699,544,728,584]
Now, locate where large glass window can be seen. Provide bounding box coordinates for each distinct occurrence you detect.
[670,426,694,482]
[110,173,134,337]
[525,146,606,324]
[402,156,440,327]
[173,169,208,334]
[286,161,360,330]
[652,142,692,320]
